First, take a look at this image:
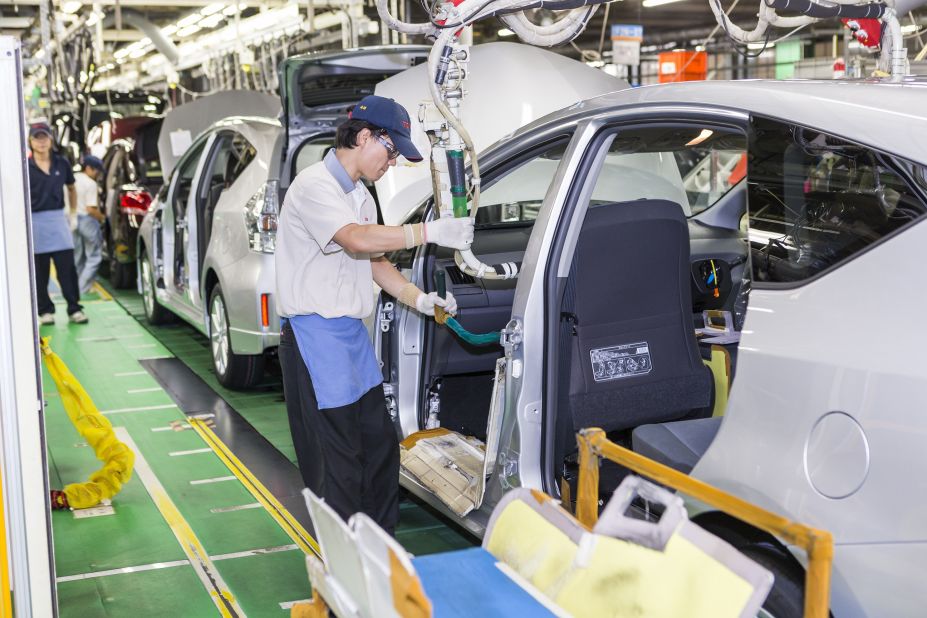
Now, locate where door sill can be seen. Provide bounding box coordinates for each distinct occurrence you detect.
[399,469,488,539]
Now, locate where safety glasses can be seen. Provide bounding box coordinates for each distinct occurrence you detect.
[374,134,400,161]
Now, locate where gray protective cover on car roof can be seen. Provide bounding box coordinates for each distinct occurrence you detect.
[158,89,281,177]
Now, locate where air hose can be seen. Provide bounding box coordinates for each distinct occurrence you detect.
[433,271,501,346]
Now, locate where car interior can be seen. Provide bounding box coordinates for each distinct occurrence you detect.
[196,131,258,260]
[400,125,753,508]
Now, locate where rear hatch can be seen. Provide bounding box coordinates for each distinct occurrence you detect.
[278,46,429,182]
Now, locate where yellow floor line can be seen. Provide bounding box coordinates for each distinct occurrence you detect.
[114,427,246,618]
[188,418,320,557]
[91,280,113,301]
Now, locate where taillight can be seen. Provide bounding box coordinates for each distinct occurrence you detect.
[261,293,270,328]
[243,180,279,254]
[120,190,152,216]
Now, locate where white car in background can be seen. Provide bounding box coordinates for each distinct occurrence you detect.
[136,46,430,388]
[136,42,627,389]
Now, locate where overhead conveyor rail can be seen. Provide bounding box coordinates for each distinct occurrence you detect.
[575,427,834,618]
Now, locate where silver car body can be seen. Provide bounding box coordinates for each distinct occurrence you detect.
[380,78,927,617]
[138,117,282,352]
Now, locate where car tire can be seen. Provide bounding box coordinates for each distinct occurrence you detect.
[209,284,264,389]
[140,252,171,325]
[741,543,806,618]
[110,257,136,289]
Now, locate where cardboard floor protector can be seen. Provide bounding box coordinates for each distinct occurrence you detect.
[400,432,486,516]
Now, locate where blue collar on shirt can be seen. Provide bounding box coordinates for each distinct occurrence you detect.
[324,150,356,194]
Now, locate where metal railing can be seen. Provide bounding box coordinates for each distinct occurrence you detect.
[575,427,833,618]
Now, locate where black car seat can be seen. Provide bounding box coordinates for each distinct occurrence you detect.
[559,199,713,443]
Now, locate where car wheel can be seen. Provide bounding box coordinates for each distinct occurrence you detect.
[742,543,805,618]
[140,252,171,325]
[209,284,264,389]
[110,256,136,289]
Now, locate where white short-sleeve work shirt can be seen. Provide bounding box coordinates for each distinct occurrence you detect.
[275,151,381,319]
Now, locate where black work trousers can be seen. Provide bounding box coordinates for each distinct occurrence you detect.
[34,249,82,315]
[279,321,400,533]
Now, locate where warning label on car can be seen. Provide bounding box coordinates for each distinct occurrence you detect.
[590,342,652,382]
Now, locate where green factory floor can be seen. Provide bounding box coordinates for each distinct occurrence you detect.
[43,282,474,617]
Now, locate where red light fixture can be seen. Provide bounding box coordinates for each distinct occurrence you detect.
[119,190,152,216]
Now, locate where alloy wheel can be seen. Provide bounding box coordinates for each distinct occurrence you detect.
[141,258,154,318]
[210,294,230,377]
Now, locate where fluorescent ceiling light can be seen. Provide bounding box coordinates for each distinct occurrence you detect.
[199,13,225,29]
[113,47,131,59]
[497,28,514,37]
[686,129,713,146]
[223,3,248,16]
[747,41,773,50]
[161,24,178,36]
[177,24,202,37]
[62,1,82,14]
[901,24,922,34]
[200,2,225,16]
[129,47,150,59]
[642,0,685,7]
[177,13,203,28]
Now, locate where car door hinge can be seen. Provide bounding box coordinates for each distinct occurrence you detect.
[501,318,523,356]
[379,302,394,333]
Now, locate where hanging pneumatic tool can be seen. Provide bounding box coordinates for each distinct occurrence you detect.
[377,0,613,345]
[378,0,608,282]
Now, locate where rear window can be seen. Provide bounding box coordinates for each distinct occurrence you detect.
[300,73,394,108]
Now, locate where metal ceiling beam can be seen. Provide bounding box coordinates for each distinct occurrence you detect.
[101,28,145,40]
[0,17,31,28]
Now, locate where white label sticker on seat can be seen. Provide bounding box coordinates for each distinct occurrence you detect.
[590,342,652,382]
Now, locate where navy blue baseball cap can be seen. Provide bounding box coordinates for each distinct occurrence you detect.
[29,122,53,139]
[350,95,422,162]
[82,155,104,172]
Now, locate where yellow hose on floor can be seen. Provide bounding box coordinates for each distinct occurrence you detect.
[41,338,135,509]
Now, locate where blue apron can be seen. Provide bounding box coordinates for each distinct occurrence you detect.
[288,314,383,409]
[32,209,74,254]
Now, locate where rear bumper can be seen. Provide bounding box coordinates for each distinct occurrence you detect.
[213,251,281,356]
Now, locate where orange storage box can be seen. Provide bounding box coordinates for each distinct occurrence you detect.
[658,51,708,83]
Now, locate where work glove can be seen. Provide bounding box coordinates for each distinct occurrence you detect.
[424,217,474,251]
[416,291,458,317]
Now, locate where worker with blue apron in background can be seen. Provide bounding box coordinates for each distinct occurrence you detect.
[276,96,474,532]
[27,122,87,325]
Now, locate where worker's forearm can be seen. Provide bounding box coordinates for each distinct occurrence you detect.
[335,223,408,254]
[67,186,77,214]
[371,257,411,298]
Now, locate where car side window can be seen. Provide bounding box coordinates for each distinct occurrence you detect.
[586,124,746,217]
[748,116,927,284]
[474,141,569,228]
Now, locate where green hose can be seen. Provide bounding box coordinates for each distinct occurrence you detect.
[443,317,501,346]
[435,270,500,347]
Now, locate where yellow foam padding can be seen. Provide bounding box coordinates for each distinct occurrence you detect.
[487,490,757,618]
[41,338,135,508]
[704,345,731,417]
[554,533,755,618]
[485,499,579,595]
